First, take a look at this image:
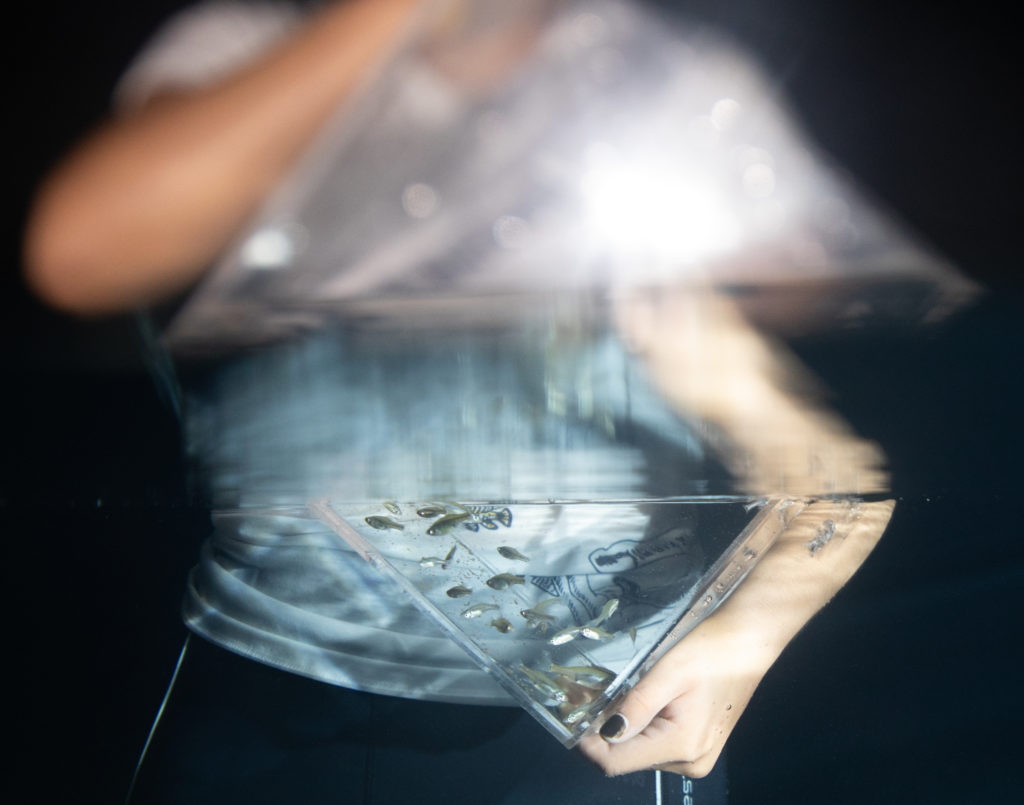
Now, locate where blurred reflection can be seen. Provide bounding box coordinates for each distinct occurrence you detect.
[166,0,974,351]
[614,286,889,497]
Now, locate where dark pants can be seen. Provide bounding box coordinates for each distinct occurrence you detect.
[128,636,727,804]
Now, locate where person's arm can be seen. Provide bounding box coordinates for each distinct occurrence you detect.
[579,288,893,777]
[23,0,421,315]
[580,498,892,777]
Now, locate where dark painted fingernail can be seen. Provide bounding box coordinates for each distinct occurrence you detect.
[600,713,628,742]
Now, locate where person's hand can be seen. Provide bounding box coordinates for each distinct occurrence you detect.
[579,499,894,778]
[578,605,777,778]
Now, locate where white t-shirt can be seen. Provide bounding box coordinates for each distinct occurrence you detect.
[127,1,714,705]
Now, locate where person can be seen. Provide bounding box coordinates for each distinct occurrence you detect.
[24,0,895,800]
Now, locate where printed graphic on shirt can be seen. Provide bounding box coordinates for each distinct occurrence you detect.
[530,521,705,630]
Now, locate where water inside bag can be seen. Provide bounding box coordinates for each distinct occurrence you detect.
[311,494,802,745]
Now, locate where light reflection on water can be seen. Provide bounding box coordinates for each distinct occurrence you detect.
[182,289,891,510]
[184,296,710,509]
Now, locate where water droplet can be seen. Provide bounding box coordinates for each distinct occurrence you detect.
[743,163,775,198]
[493,215,531,249]
[402,183,439,218]
[570,11,608,46]
[239,223,305,269]
[710,98,741,131]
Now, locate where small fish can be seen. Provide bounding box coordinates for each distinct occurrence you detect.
[560,703,592,725]
[463,505,512,528]
[529,597,561,614]
[579,625,615,641]
[549,664,616,687]
[461,602,499,619]
[382,501,402,515]
[518,664,569,704]
[629,626,637,644]
[365,515,404,531]
[486,573,526,590]
[497,546,529,561]
[588,598,619,628]
[427,512,471,536]
[548,626,581,646]
[551,676,598,707]
[521,608,556,624]
[446,584,472,598]
[419,545,457,569]
[520,598,561,631]
[489,617,514,634]
[416,505,447,518]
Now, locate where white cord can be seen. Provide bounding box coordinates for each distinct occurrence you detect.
[124,633,192,804]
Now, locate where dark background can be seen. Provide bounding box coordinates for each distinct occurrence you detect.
[6,1,1022,802]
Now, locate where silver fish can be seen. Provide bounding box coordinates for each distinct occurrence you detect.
[497,546,529,561]
[416,505,447,518]
[548,626,581,646]
[419,545,457,569]
[486,573,526,590]
[382,501,401,515]
[528,597,561,614]
[518,664,569,704]
[560,703,592,725]
[588,598,619,627]
[461,602,499,619]
[520,607,556,625]
[549,664,616,687]
[520,597,560,631]
[579,625,615,641]
[365,515,404,531]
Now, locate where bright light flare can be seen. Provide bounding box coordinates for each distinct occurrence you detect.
[580,144,740,271]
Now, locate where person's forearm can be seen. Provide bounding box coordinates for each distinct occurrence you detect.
[711,498,894,671]
[24,0,422,314]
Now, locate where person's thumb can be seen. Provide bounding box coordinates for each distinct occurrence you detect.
[596,679,669,744]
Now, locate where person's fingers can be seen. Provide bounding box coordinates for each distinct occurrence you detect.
[595,643,698,744]
[579,698,723,777]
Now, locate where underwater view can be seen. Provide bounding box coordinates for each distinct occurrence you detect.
[8,0,1021,803]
